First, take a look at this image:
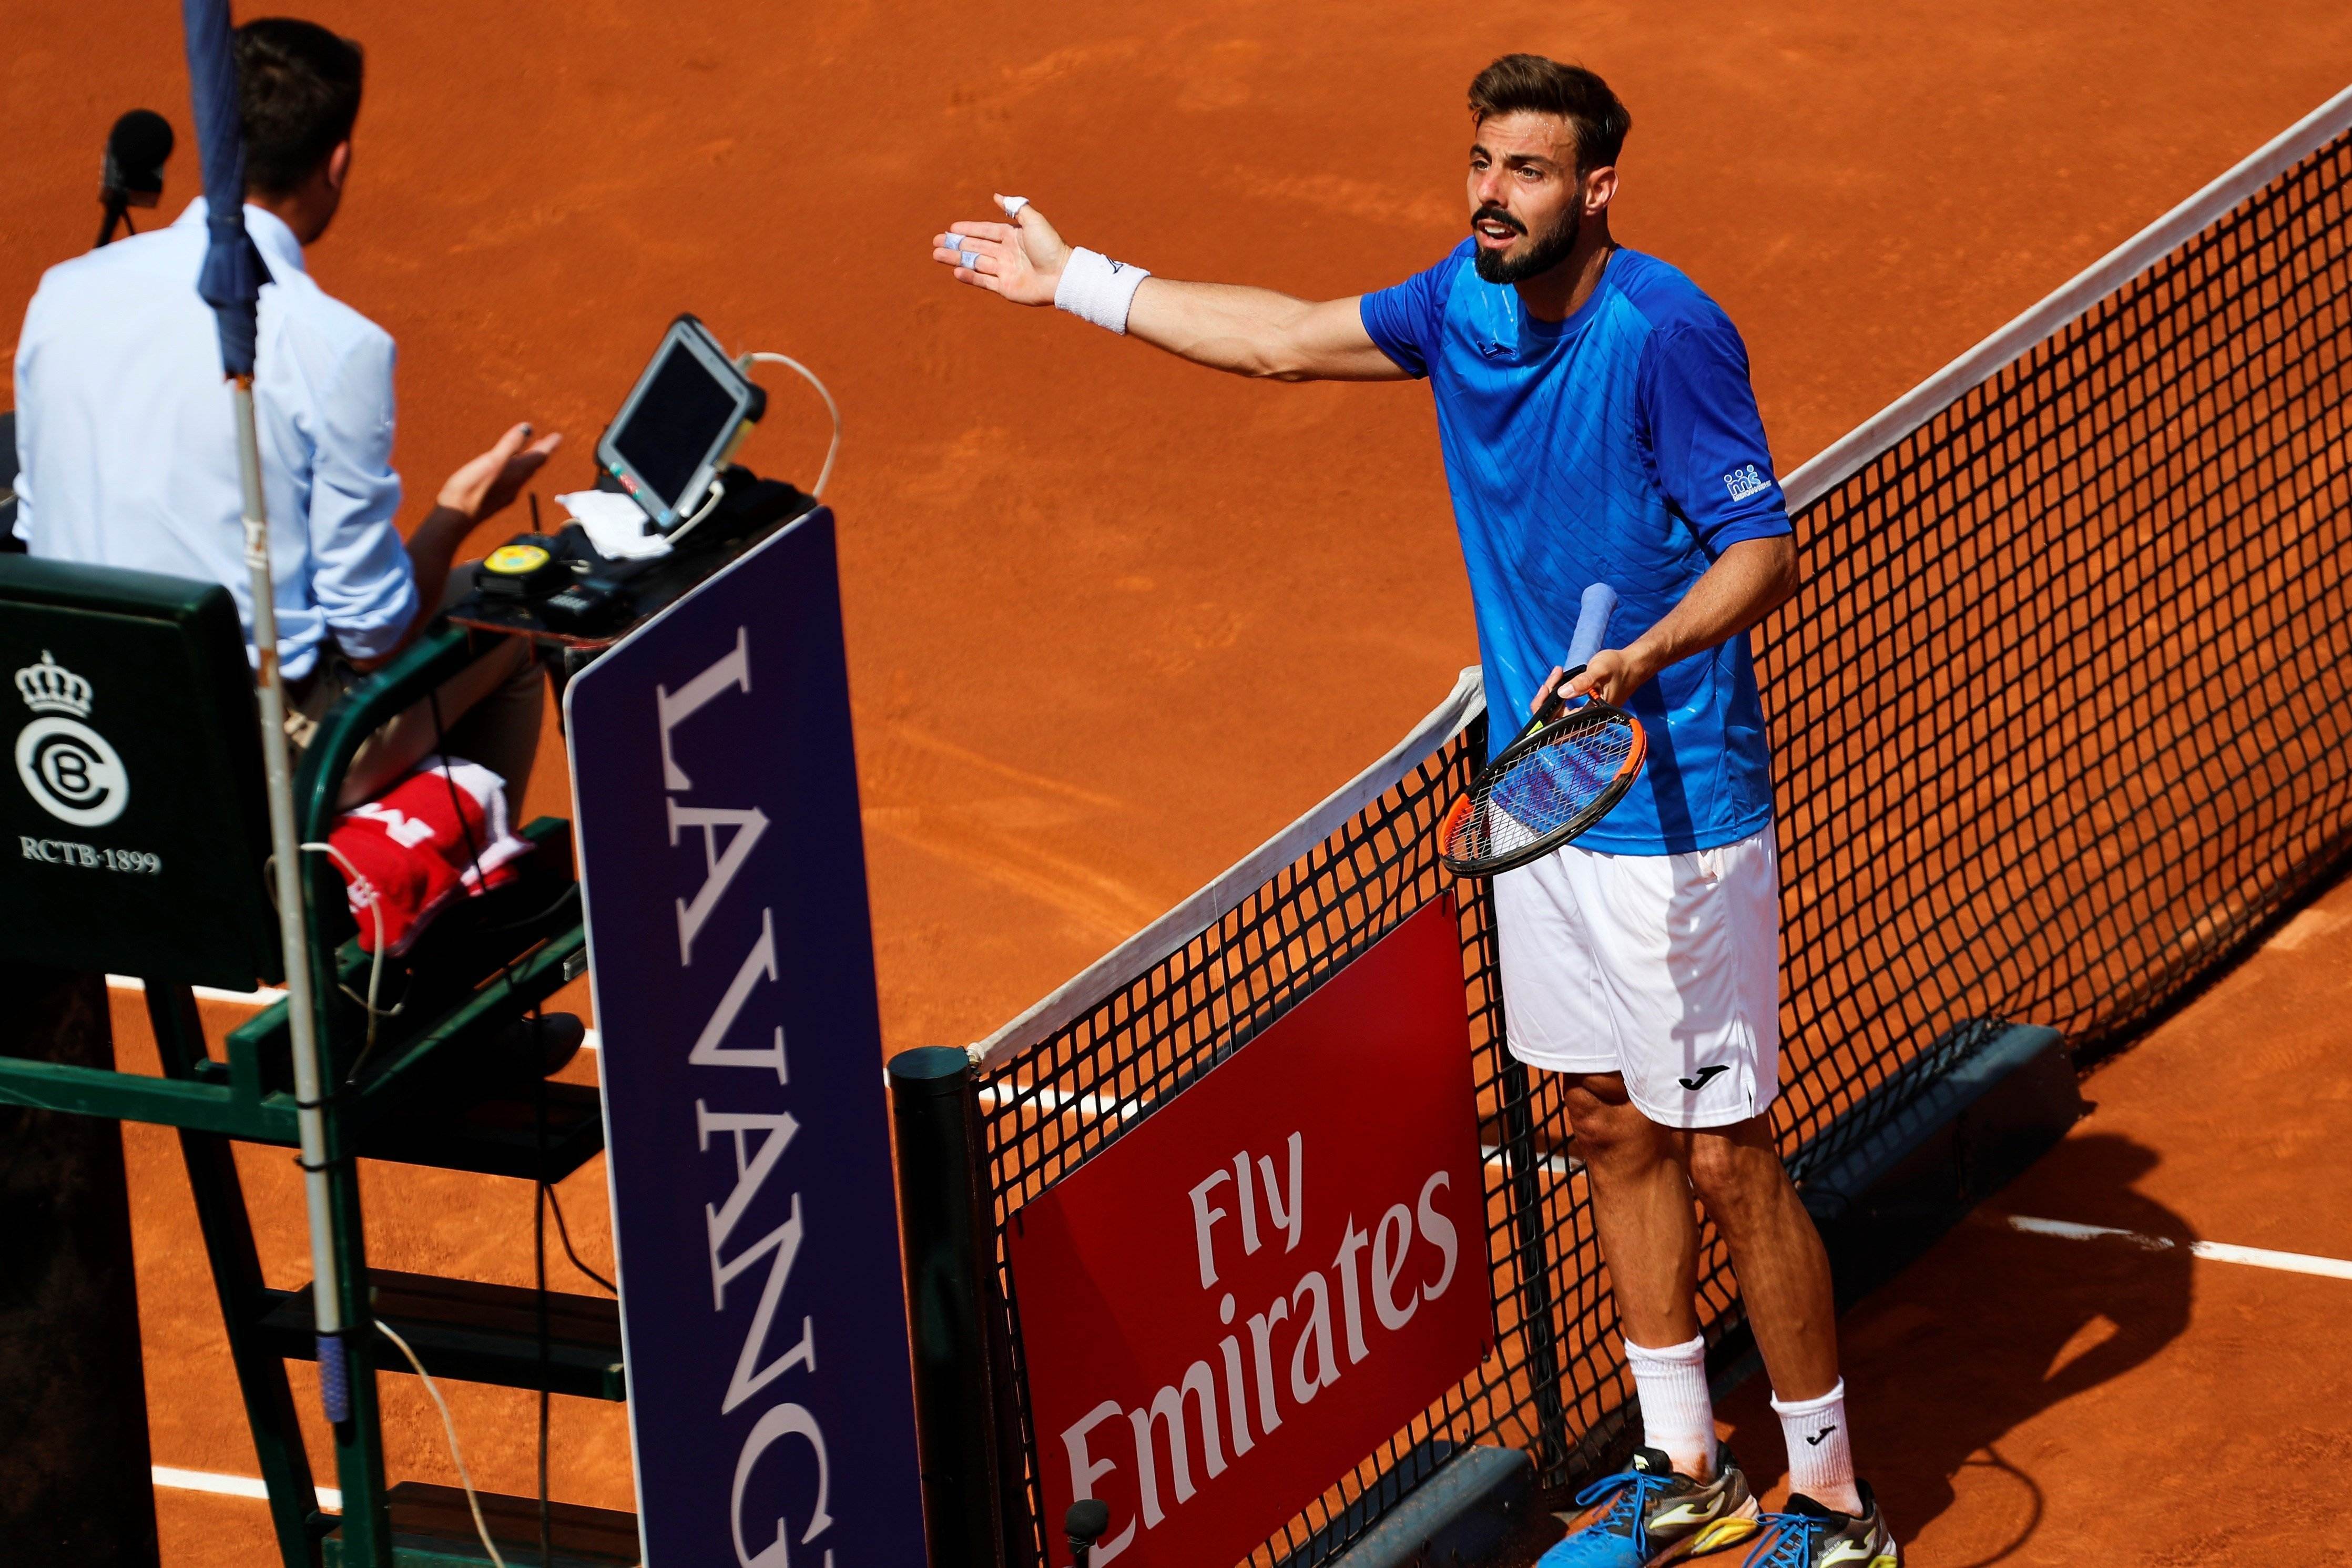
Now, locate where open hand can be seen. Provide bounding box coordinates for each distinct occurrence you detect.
[931,196,1070,306]
[439,422,564,524]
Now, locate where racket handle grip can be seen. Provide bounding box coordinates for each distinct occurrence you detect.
[1565,583,1618,671]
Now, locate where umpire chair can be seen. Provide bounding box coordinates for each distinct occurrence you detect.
[0,555,637,1566]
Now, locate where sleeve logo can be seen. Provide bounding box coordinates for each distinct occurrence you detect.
[1722,464,1771,502]
[14,651,129,828]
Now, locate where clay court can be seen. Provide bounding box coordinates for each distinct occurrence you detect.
[8,1,2352,1563]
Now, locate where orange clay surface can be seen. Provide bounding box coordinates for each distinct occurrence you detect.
[7,1,2352,1563]
[1712,871,2352,1567]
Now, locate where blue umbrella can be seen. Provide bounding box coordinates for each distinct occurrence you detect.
[180,0,351,1428]
[181,0,263,374]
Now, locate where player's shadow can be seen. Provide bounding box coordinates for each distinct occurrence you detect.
[1719,1131,2193,1564]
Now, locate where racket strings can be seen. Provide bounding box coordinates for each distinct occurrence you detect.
[1450,716,1640,862]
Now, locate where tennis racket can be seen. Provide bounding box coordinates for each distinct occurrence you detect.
[1439,583,1648,878]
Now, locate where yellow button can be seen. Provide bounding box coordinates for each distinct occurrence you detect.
[485,543,552,575]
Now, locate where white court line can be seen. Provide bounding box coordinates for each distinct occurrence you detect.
[107,975,285,1006]
[2004,1215,2352,1281]
[152,1464,340,1509]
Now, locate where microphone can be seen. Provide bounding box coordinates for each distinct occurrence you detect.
[96,109,175,248]
[1065,1499,1111,1567]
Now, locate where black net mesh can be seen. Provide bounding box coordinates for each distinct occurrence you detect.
[1766,121,2352,1156]
[976,719,1646,1565]
[971,120,2352,1567]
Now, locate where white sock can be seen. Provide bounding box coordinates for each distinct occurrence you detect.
[1771,1379,1862,1514]
[1624,1333,1715,1479]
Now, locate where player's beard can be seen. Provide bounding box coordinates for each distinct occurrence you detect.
[1472,202,1581,284]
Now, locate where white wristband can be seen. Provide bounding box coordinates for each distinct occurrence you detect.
[1054,247,1151,334]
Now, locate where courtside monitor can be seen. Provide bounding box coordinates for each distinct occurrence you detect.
[597,314,766,532]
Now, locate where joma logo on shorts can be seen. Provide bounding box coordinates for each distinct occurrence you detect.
[1722,464,1770,502]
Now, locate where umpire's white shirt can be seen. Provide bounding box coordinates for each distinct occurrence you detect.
[12,198,414,680]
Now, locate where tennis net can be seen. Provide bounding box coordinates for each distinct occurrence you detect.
[968,81,2352,1567]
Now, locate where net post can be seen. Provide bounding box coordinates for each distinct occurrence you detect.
[1497,1051,1568,1473]
[890,1046,1010,1568]
[1475,873,1569,1480]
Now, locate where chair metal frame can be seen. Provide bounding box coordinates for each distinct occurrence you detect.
[0,617,602,1567]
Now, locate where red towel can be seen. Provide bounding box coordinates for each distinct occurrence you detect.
[328,756,533,955]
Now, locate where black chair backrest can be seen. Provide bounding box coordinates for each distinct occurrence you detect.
[1,411,21,554]
[1,555,280,986]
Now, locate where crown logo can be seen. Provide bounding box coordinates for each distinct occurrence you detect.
[16,651,93,718]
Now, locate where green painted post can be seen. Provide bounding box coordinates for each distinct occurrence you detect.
[319,1022,392,1568]
[889,1047,1009,1568]
[146,982,322,1566]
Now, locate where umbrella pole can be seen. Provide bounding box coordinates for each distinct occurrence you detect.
[233,374,351,1423]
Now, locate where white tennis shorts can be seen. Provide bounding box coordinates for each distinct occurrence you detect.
[1491,828,1781,1130]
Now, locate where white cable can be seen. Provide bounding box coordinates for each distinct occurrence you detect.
[663,476,728,545]
[738,351,842,498]
[268,842,398,1066]
[375,1319,506,1568]
[298,841,392,1036]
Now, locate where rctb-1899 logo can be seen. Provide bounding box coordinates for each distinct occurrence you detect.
[13,650,130,828]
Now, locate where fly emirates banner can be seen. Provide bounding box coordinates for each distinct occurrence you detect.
[1009,898,1492,1568]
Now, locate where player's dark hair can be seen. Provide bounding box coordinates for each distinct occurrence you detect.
[1468,55,1630,172]
[235,18,365,196]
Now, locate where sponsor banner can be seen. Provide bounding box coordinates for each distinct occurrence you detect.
[566,511,925,1567]
[1010,898,1490,1568]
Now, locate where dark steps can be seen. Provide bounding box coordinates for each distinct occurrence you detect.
[321,1481,638,1566]
[261,1269,624,1401]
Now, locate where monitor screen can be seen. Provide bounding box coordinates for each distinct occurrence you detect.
[612,340,740,510]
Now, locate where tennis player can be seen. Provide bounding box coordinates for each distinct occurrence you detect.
[932,53,1897,1568]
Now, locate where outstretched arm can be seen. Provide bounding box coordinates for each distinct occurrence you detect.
[932,197,1409,383]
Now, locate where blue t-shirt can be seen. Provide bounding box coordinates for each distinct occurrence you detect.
[1361,241,1791,854]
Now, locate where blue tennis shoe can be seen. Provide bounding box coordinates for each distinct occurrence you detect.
[1732,1485,1899,1566]
[1538,1445,1762,1567]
